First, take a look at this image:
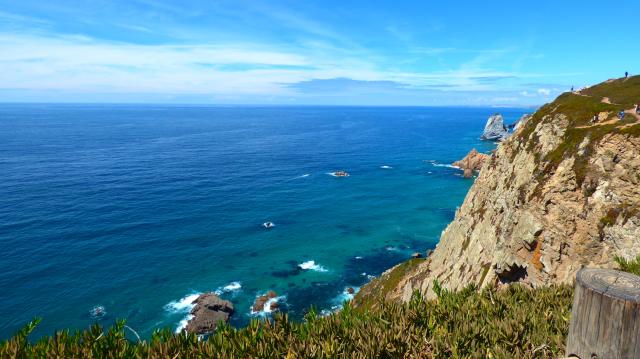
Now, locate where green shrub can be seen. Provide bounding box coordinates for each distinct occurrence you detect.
[614,255,640,276]
[1,284,573,358]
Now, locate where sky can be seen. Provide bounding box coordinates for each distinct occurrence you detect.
[0,0,638,106]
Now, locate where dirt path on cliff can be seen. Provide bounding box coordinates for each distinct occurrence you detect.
[571,92,640,125]
[625,109,640,122]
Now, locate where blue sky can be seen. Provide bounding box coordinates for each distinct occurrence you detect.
[0,0,637,105]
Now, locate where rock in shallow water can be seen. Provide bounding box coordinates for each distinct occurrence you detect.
[252,291,278,312]
[185,293,234,335]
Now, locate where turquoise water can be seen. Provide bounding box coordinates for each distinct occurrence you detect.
[0,105,526,339]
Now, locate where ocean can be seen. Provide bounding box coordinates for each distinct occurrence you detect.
[0,105,527,339]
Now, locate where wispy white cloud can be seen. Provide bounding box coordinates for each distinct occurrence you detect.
[0,32,530,95]
[537,88,551,96]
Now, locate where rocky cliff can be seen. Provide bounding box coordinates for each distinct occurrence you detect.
[356,76,640,305]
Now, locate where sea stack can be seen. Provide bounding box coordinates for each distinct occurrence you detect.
[185,293,234,335]
[452,148,490,178]
[480,114,509,141]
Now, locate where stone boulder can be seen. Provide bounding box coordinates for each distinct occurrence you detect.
[481,114,509,141]
[346,287,355,294]
[185,293,234,335]
[452,148,490,178]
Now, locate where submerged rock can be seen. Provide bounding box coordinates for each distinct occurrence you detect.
[452,148,490,178]
[481,114,509,141]
[185,293,234,335]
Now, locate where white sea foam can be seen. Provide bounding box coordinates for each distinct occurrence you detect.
[250,295,287,316]
[175,314,194,333]
[425,160,462,171]
[165,293,201,333]
[214,281,242,295]
[321,287,360,316]
[165,293,200,313]
[298,260,328,272]
[431,163,461,170]
[355,256,363,259]
[380,165,393,169]
[293,173,310,179]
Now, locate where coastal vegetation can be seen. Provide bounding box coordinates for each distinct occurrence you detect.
[6,255,640,357]
[2,284,573,358]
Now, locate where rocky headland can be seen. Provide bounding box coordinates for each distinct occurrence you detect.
[355,75,640,306]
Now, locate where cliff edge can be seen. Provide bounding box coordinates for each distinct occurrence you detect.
[356,76,640,306]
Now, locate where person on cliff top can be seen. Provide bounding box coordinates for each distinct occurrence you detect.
[636,104,640,115]
[618,110,625,119]
[625,71,628,78]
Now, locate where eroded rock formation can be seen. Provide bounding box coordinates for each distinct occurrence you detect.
[452,148,489,178]
[481,114,509,141]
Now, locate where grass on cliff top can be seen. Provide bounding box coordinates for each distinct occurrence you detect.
[517,75,640,147]
[581,75,640,107]
[2,284,573,358]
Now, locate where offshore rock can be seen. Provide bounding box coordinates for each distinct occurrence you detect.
[452,148,490,178]
[481,114,509,141]
[185,293,234,335]
[252,291,278,312]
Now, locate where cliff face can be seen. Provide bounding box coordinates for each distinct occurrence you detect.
[359,76,640,304]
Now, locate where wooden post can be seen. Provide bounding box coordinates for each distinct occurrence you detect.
[566,268,640,358]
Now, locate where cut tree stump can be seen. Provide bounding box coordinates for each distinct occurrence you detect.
[566,268,640,358]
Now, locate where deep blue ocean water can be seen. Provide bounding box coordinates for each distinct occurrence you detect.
[0,105,527,339]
